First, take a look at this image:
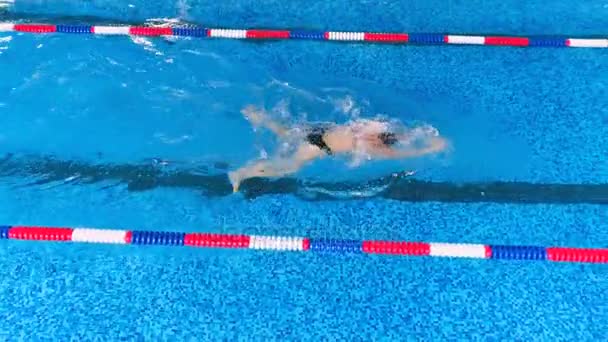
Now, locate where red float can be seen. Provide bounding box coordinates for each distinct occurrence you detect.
[9,226,72,241]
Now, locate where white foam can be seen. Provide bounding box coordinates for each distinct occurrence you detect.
[130,36,163,56]
[0,0,14,9]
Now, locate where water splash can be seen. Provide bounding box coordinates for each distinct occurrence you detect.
[298,171,414,199]
[129,36,164,56]
[0,34,10,55]
[0,0,14,9]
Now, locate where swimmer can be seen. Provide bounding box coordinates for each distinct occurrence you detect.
[228,105,448,192]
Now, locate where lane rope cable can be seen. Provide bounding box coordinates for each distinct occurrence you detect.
[1,225,607,263]
[0,23,606,48]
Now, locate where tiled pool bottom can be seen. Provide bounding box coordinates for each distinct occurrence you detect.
[0,184,606,339]
[0,241,605,340]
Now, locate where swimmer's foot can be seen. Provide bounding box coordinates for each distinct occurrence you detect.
[228,171,241,193]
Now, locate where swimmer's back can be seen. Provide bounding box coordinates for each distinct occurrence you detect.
[322,125,356,153]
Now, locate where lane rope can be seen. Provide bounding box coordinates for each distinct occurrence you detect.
[1,225,607,263]
[0,23,606,48]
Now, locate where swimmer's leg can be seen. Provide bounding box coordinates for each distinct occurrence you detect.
[229,143,324,192]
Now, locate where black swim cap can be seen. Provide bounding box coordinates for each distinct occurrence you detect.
[378,132,398,146]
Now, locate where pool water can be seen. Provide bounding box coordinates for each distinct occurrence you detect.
[1,0,607,340]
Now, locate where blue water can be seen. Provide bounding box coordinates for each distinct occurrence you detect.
[1,0,608,340]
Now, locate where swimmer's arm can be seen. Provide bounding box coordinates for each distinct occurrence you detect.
[263,120,289,137]
[378,137,448,159]
[242,105,289,137]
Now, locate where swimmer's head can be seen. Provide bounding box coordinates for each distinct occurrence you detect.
[378,132,399,146]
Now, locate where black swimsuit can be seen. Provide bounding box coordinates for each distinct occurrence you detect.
[306,126,333,155]
[305,124,396,155]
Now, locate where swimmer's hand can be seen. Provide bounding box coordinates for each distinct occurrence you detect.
[241,105,267,127]
[429,136,447,152]
[378,137,448,159]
